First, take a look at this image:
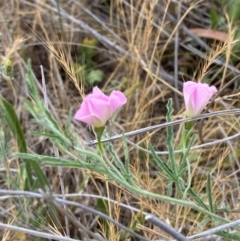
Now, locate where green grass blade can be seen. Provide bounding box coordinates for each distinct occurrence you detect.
[0,97,50,191]
[207,173,214,212]
[187,187,209,210]
[0,97,34,188]
[0,97,27,153]
[26,59,40,101]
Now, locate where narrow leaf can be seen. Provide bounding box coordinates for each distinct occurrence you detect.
[0,98,27,153]
[187,187,209,210]
[166,99,177,175]
[149,144,175,180]
[207,173,213,212]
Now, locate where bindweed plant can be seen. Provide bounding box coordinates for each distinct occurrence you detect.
[1,60,240,240]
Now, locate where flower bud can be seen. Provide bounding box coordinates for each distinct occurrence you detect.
[183,81,217,117]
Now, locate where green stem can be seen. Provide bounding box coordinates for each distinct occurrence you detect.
[183,157,191,199]
[182,121,195,151]
[94,126,105,155]
[175,180,184,198]
[97,135,104,154]
[94,127,126,182]
[122,182,230,224]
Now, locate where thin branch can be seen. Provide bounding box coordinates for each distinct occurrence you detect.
[0,223,79,241]
[122,129,240,155]
[87,108,240,146]
[146,214,187,241]
[187,219,240,240]
[0,189,147,214]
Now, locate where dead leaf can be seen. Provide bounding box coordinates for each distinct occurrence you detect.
[190,28,228,42]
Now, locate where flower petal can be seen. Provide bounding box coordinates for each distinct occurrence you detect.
[74,97,111,127]
[109,90,127,114]
[91,86,109,101]
[87,97,111,125]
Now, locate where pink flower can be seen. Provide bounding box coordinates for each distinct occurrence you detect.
[74,87,127,127]
[183,81,217,117]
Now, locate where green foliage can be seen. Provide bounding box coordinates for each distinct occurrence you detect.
[26,59,40,102]
[76,37,104,86]
[210,7,218,28]
[86,69,104,85]
[0,98,27,153]
[120,214,145,240]
[210,1,240,61]
[229,0,240,22]
[97,199,109,214]
[0,123,8,164]
[0,58,13,80]
[25,61,73,148]
[78,38,98,68]
[216,0,240,22]
[97,199,110,238]
[149,144,175,181]
[5,59,13,79]
[0,96,51,191]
